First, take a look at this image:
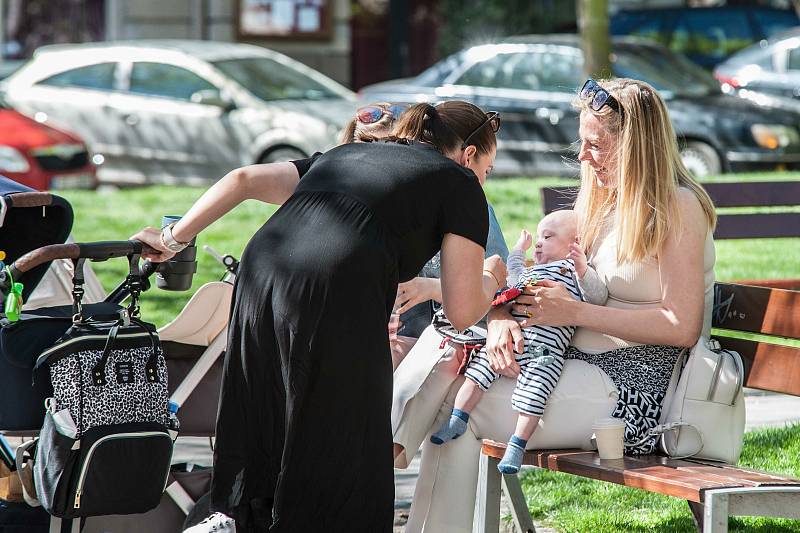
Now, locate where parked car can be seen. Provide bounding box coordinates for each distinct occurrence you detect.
[714,27,800,106]
[0,40,357,185]
[359,35,800,178]
[0,93,96,190]
[610,5,799,69]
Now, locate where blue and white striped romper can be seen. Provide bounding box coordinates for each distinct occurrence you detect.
[464,259,583,416]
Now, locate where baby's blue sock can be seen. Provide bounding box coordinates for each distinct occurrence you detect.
[498,435,528,474]
[430,408,469,445]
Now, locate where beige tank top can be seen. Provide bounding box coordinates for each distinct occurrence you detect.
[570,211,716,353]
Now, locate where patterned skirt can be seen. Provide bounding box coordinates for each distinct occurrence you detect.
[565,344,683,455]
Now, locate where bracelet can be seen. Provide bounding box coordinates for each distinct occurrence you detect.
[160,222,190,253]
[483,269,501,289]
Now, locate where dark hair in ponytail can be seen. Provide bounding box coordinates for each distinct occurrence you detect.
[392,101,497,156]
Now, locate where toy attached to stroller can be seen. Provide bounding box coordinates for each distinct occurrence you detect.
[0,177,236,532]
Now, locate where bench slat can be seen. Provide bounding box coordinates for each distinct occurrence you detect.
[541,182,800,214]
[715,337,800,396]
[715,213,800,239]
[703,181,800,208]
[481,442,800,503]
[713,283,800,340]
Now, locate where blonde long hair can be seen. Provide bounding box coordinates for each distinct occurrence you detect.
[574,78,716,263]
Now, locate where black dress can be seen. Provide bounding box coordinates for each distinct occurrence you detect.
[210,141,489,532]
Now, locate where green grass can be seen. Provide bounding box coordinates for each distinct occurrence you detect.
[518,424,800,532]
[57,170,800,532]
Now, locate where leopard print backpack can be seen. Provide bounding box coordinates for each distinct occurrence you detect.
[29,259,173,519]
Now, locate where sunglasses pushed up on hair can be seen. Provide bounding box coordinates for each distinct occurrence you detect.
[580,79,623,116]
[355,104,408,125]
[461,111,500,150]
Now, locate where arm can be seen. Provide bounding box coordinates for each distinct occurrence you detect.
[133,162,300,261]
[577,265,608,305]
[439,233,506,331]
[517,190,708,347]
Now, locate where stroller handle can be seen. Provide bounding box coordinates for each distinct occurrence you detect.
[3,191,57,209]
[8,240,158,278]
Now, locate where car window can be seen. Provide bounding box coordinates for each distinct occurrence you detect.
[212,57,340,101]
[610,12,668,46]
[788,46,800,71]
[129,62,217,101]
[750,10,800,39]
[38,62,116,91]
[672,10,752,62]
[454,51,581,92]
[726,45,775,70]
[613,44,719,97]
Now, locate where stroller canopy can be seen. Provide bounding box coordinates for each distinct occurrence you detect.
[0,176,73,300]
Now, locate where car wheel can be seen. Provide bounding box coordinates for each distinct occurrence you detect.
[680,141,721,178]
[258,147,306,164]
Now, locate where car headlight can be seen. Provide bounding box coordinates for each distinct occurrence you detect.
[751,124,800,150]
[0,146,31,173]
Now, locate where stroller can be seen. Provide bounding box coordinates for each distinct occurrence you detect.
[0,176,236,532]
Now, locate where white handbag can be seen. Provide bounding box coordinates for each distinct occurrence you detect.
[648,337,746,463]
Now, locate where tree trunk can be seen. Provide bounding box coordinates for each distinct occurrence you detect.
[577,0,612,79]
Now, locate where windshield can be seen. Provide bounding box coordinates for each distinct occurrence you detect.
[613,45,721,98]
[213,57,341,101]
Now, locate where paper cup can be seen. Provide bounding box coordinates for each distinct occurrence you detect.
[592,417,625,460]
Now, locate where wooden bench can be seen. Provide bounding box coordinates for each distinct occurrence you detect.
[476,282,800,533]
[541,181,800,289]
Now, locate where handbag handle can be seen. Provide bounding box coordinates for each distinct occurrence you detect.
[91,318,162,386]
[626,422,704,459]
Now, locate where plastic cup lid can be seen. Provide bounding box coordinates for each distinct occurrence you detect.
[592,417,625,429]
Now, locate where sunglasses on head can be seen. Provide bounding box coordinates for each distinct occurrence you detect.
[580,79,622,116]
[356,104,408,125]
[461,111,500,150]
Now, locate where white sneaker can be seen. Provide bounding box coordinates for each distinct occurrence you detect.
[183,512,236,533]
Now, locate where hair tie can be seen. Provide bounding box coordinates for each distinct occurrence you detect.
[426,104,439,119]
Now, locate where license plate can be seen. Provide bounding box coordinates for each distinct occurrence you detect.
[50,174,95,190]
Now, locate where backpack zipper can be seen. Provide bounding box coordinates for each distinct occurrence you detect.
[74,431,171,509]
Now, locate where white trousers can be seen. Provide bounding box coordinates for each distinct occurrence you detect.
[392,325,619,532]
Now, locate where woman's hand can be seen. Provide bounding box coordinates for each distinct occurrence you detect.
[130,227,176,263]
[486,307,522,377]
[511,279,580,328]
[395,277,442,314]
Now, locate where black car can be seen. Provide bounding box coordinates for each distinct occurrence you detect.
[359,35,800,178]
[610,5,799,70]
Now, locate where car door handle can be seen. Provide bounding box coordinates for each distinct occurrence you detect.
[122,113,140,126]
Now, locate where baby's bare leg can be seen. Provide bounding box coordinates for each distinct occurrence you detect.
[498,413,542,474]
[430,377,484,445]
[454,376,484,412]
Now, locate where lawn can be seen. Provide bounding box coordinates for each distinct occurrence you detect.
[58,171,800,532]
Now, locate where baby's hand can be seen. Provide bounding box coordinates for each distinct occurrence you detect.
[514,229,533,252]
[567,238,588,278]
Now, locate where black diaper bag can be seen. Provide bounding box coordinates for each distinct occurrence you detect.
[31,258,173,519]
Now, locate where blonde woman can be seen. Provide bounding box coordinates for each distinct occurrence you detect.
[403,78,717,532]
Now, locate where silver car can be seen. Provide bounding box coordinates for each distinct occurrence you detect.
[714,28,800,113]
[1,40,357,185]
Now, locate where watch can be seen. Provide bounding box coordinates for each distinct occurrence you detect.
[160,222,190,253]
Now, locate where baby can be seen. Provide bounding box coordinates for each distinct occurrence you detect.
[430,210,607,473]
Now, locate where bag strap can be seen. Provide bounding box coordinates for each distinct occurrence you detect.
[627,421,704,459]
[91,318,162,386]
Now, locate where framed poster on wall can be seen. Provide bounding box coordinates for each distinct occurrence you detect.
[238,0,331,40]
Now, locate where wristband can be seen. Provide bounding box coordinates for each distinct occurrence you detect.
[160,222,190,253]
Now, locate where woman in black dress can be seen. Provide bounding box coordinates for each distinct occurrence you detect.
[133,101,505,533]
